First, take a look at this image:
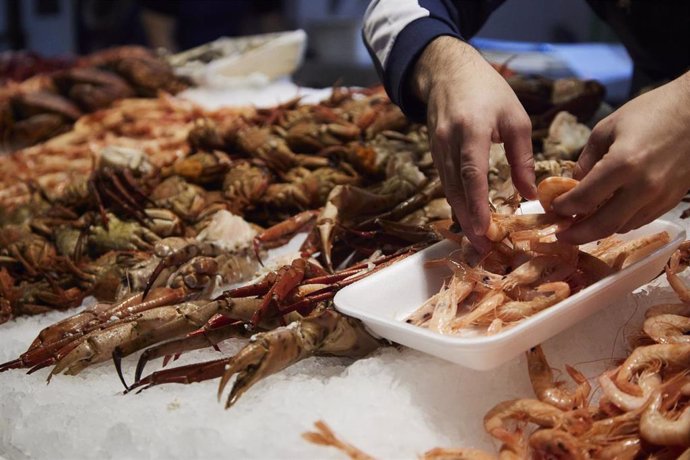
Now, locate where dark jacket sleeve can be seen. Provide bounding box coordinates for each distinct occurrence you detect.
[362,0,503,122]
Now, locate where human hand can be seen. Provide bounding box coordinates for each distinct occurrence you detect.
[412,36,536,251]
[553,72,690,244]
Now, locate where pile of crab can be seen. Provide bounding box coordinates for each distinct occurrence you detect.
[0,85,459,406]
[0,72,637,413]
[0,45,187,151]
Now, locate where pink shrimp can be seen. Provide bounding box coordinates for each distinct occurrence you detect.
[666,240,690,303]
[537,176,578,213]
[526,345,591,411]
[496,282,570,323]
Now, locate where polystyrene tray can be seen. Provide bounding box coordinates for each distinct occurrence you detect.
[334,202,686,370]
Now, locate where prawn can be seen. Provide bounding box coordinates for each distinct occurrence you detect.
[639,377,690,446]
[666,240,690,303]
[537,176,579,213]
[427,273,475,334]
[616,343,690,395]
[528,429,590,460]
[598,368,661,411]
[496,282,570,323]
[492,256,569,291]
[486,213,567,242]
[646,303,690,319]
[451,291,507,330]
[597,231,670,270]
[526,345,590,410]
[405,290,444,326]
[643,314,690,344]
[482,398,588,452]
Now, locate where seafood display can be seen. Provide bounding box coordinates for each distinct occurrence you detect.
[2,62,685,459]
[0,85,457,408]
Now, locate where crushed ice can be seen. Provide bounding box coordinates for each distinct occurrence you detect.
[0,204,688,459]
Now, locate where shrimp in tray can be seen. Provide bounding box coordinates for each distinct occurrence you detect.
[404,176,674,336]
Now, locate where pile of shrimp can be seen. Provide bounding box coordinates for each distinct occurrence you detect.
[303,240,690,459]
[405,177,671,336]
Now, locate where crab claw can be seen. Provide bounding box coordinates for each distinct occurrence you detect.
[0,358,23,373]
[112,347,129,391]
[218,309,379,409]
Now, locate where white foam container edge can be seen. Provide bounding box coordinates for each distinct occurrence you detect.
[334,201,686,370]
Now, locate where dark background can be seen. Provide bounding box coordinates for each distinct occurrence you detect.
[0,0,621,88]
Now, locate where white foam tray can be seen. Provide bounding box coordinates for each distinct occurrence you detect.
[334,202,686,370]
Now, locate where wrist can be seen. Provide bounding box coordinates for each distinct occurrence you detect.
[411,36,479,103]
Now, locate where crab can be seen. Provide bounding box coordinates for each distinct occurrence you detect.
[53,67,135,112]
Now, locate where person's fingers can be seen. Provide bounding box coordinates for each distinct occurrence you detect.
[437,157,491,253]
[556,187,644,244]
[617,196,678,233]
[449,197,491,253]
[455,125,492,236]
[552,148,628,218]
[430,130,463,224]
[572,120,614,180]
[456,220,491,254]
[439,165,492,253]
[499,113,537,200]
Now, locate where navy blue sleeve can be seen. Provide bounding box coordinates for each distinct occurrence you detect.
[363,0,504,123]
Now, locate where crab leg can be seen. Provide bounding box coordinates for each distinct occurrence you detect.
[88,177,110,227]
[252,209,319,262]
[128,358,229,393]
[132,321,251,384]
[359,176,443,227]
[249,258,310,327]
[218,308,380,408]
[131,296,304,385]
[101,170,150,223]
[48,300,219,378]
[26,287,185,352]
[0,288,188,373]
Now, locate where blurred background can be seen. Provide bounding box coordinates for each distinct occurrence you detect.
[0,0,632,101]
